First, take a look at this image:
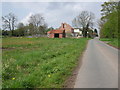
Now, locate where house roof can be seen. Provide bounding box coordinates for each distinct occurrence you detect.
[59,28,65,30]
[59,23,74,30]
[47,29,65,34]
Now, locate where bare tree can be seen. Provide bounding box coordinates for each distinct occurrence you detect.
[28,13,45,35]
[2,13,17,36]
[72,11,95,37]
[97,19,105,30]
[38,23,48,35]
[17,22,26,36]
[97,19,106,38]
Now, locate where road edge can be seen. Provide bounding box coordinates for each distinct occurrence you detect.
[100,39,120,50]
[63,39,89,88]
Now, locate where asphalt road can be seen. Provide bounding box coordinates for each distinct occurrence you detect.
[74,38,118,88]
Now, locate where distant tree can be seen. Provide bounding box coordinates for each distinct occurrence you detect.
[45,27,54,33]
[100,1,119,38]
[28,14,44,27]
[94,29,98,34]
[12,29,19,37]
[101,11,118,38]
[94,29,98,37]
[72,11,95,37]
[28,13,46,35]
[2,13,17,36]
[97,19,105,30]
[38,23,48,35]
[97,19,106,38]
[101,1,118,20]
[87,29,94,38]
[27,23,35,35]
[2,30,9,36]
[23,25,30,36]
[16,23,25,36]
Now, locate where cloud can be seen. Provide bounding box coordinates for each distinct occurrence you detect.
[43,3,85,28]
[2,2,104,29]
[43,2,102,28]
[20,12,33,24]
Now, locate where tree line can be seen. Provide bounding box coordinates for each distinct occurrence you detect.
[2,13,53,37]
[98,1,119,39]
[72,11,98,38]
[2,11,98,38]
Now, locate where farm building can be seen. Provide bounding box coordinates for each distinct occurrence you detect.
[47,29,66,38]
[59,23,74,34]
[47,23,74,38]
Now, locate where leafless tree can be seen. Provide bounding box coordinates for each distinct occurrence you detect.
[2,13,17,35]
[97,19,105,30]
[97,19,106,38]
[28,13,45,35]
[72,11,95,37]
[38,23,48,35]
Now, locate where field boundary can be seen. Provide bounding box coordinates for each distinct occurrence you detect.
[63,40,89,88]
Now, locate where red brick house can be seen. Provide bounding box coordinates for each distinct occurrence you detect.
[47,23,74,38]
[47,29,65,38]
[59,23,74,33]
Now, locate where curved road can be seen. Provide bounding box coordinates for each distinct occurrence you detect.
[74,38,118,88]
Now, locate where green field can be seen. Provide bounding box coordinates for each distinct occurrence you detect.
[100,38,119,49]
[2,37,88,88]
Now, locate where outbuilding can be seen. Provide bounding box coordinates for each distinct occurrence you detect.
[47,29,66,38]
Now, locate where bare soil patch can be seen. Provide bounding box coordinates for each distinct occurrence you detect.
[1,47,15,50]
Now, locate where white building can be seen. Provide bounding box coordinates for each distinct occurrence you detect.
[73,28,83,37]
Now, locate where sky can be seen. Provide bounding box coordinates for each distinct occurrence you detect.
[1,0,109,31]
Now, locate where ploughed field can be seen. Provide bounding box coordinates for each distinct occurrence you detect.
[2,37,88,88]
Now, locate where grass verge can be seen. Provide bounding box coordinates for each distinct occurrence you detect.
[2,37,88,88]
[100,38,119,49]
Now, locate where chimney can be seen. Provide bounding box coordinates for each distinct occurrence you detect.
[61,23,64,28]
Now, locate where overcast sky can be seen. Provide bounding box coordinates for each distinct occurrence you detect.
[2,1,109,30]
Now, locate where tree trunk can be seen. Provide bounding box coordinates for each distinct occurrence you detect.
[82,27,87,38]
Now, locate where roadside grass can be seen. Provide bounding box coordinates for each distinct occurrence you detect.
[2,37,88,88]
[100,38,119,48]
